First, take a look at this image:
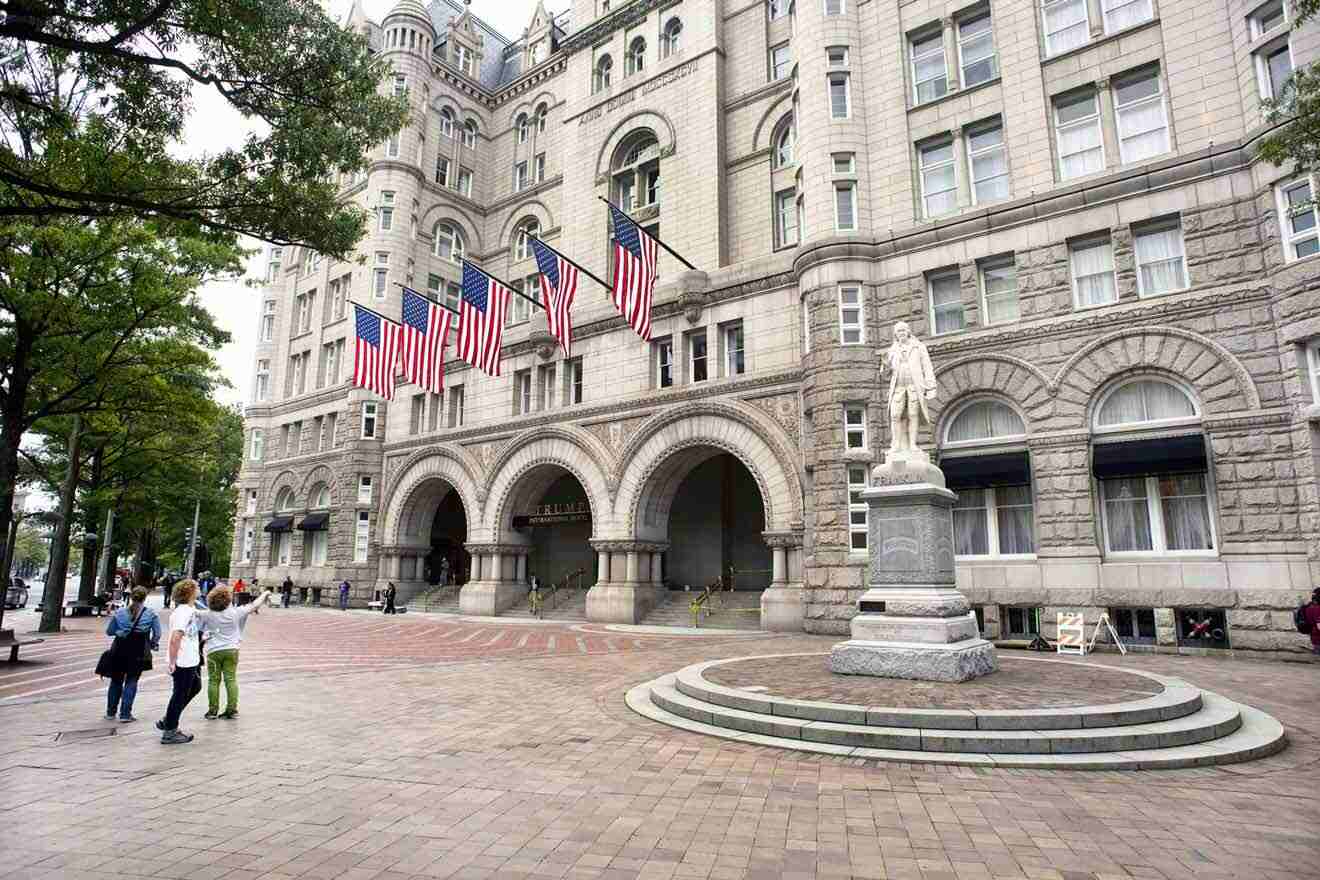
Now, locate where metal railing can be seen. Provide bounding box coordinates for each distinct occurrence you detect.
[530,567,586,618]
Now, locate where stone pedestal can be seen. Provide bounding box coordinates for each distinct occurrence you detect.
[585,583,664,624]
[829,450,997,683]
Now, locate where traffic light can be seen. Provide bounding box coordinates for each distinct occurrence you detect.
[183,527,194,554]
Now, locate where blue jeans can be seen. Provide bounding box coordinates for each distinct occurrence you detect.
[339,593,349,610]
[107,671,141,719]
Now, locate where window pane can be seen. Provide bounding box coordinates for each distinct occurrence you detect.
[1135,225,1187,294]
[1268,46,1292,99]
[1071,241,1117,306]
[1103,0,1152,31]
[1104,477,1153,551]
[948,400,1024,441]
[996,484,1036,554]
[982,262,1020,323]
[953,489,990,555]
[1159,473,1214,551]
[930,275,964,334]
[1044,0,1089,54]
[1097,379,1195,425]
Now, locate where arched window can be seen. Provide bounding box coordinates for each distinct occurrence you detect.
[463,119,477,148]
[304,484,331,566]
[941,398,1034,558]
[438,107,454,138]
[661,18,682,58]
[773,117,795,168]
[433,222,464,263]
[310,484,331,509]
[594,54,612,92]
[627,37,647,75]
[275,488,296,512]
[1092,378,1214,555]
[271,487,296,566]
[536,103,548,133]
[612,131,661,210]
[514,219,540,261]
[516,113,529,144]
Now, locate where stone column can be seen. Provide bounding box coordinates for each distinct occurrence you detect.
[596,549,610,584]
[625,551,640,584]
[489,551,503,583]
[459,544,527,617]
[587,541,666,624]
[760,530,805,632]
[651,553,663,585]
[771,547,788,586]
[516,554,527,583]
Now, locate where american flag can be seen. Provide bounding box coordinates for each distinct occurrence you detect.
[401,287,454,393]
[608,203,659,341]
[531,237,578,357]
[352,304,403,400]
[458,261,510,376]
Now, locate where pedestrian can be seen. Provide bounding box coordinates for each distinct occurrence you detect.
[1301,588,1320,656]
[439,557,450,586]
[197,584,273,720]
[233,577,247,606]
[339,579,351,611]
[101,586,160,723]
[158,578,204,744]
[383,582,397,615]
[281,576,293,609]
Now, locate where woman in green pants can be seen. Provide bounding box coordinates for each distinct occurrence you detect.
[198,584,273,719]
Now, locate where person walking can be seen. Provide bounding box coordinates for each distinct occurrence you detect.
[1301,588,1320,656]
[383,582,397,615]
[198,584,273,719]
[281,576,293,609]
[158,579,204,744]
[338,580,351,611]
[101,586,160,723]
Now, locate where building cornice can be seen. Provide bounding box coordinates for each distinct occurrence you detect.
[559,0,670,54]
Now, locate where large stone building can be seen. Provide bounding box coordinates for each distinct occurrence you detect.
[234,0,1320,652]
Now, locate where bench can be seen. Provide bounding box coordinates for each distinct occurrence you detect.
[0,629,44,663]
[367,601,407,614]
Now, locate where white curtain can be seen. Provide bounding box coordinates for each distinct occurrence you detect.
[1103,477,1153,551]
[931,276,964,333]
[1072,242,1116,306]
[1144,380,1196,419]
[922,144,956,216]
[1135,227,1186,294]
[972,148,1010,202]
[1045,0,1089,53]
[1104,0,1152,31]
[996,485,1035,554]
[949,401,1024,442]
[1058,118,1103,179]
[1159,473,1214,550]
[1118,99,1169,162]
[954,490,990,555]
[983,264,1019,323]
[913,45,947,102]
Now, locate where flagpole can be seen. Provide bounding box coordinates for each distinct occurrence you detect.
[597,196,700,272]
[392,281,461,319]
[352,302,404,327]
[461,259,543,309]
[527,235,612,291]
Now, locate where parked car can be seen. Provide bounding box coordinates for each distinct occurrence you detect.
[4,577,29,609]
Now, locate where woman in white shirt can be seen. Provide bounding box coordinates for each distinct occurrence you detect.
[158,579,204,744]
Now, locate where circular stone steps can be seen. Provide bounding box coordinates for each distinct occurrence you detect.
[626,654,1287,770]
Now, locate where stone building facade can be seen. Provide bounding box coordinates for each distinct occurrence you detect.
[233,0,1320,652]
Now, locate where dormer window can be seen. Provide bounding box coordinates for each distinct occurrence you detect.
[456,44,473,75]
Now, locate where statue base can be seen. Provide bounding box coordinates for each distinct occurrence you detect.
[828,449,998,683]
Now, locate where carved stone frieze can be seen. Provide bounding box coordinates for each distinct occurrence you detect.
[747,394,801,448]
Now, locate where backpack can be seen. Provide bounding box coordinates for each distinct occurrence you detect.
[1296,604,1312,635]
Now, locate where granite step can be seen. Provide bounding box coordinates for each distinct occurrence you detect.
[504,588,589,621]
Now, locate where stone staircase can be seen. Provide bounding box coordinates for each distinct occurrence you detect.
[504,587,589,621]
[643,590,764,630]
[412,585,462,614]
[627,655,1288,770]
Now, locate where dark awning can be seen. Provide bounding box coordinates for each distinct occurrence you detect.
[297,512,330,531]
[1093,434,1207,480]
[941,452,1031,490]
[264,515,294,533]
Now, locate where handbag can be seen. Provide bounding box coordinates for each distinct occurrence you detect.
[96,606,146,677]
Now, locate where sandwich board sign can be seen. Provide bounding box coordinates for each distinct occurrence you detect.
[1087,612,1127,655]
[1056,612,1086,655]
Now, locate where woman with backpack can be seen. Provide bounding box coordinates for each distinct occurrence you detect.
[101,586,161,722]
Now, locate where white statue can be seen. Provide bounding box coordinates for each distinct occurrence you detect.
[883,321,937,457]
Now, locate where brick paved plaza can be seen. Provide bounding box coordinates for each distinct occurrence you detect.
[2,605,1319,880]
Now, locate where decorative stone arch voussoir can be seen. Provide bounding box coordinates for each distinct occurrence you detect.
[266,469,301,509]
[593,110,677,181]
[611,400,805,540]
[484,426,616,541]
[932,354,1052,427]
[381,447,485,547]
[496,199,555,250]
[751,92,793,154]
[419,203,485,255]
[1049,327,1261,415]
[300,464,337,498]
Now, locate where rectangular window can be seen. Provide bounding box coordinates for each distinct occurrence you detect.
[516,369,532,415]
[515,161,529,192]
[1308,341,1320,402]
[361,401,378,439]
[770,0,791,19]
[1055,90,1104,180]
[1133,218,1188,296]
[825,0,843,14]
[839,285,863,344]
[1278,178,1320,261]
[457,168,473,196]
[919,140,957,218]
[832,153,855,173]
[770,43,793,80]
[427,391,442,431]
[724,322,745,376]
[803,299,812,354]
[241,522,254,563]
[1251,0,1287,38]
[1102,0,1152,32]
[1042,0,1089,56]
[261,300,275,341]
[689,330,708,383]
[409,394,425,435]
[250,429,264,461]
[335,275,349,320]
[538,364,556,410]
[255,359,270,401]
[1102,473,1215,554]
[568,358,584,404]
[834,183,856,231]
[326,412,337,449]
[303,292,316,333]
[979,257,1020,324]
[328,340,342,386]
[656,338,674,388]
[1004,607,1041,638]
[929,272,965,335]
[958,13,997,87]
[386,134,400,158]
[967,120,1010,204]
[354,512,369,563]
[449,386,465,427]
[776,188,799,248]
[848,465,869,551]
[357,475,373,506]
[953,484,1035,557]
[1071,238,1117,307]
[910,31,947,104]
[373,252,388,301]
[246,490,258,516]
[393,74,406,96]
[827,46,849,68]
[1260,42,1294,101]
[435,156,450,186]
[279,424,290,458]
[1115,68,1169,164]
[295,353,308,394]
[315,415,325,452]
[535,153,546,183]
[844,406,867,451]
[829,73,850,118]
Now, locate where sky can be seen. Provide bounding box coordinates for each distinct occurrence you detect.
[194,0,549,407]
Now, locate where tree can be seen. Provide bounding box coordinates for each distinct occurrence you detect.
[0,0,409,257]
[12,520,46,576]
[1258,2,1320,176]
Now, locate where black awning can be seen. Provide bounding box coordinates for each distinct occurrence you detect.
[264,515,294,533]
[297,512,330,531]
[941,452,1031,490]
[1093,434,1207,479]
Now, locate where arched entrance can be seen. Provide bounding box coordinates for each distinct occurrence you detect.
[427,488,469,587]
[519,471,596,591]
[661,451,771,591]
